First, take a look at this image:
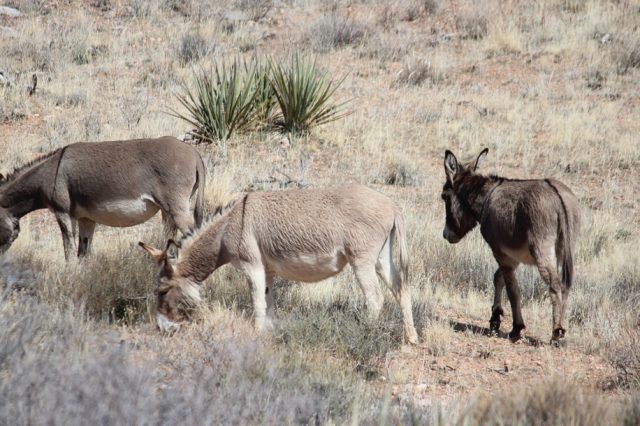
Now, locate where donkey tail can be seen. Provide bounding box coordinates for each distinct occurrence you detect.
[393,213,409,285]
[193,153,206,228]
[552,184,575,289]
[560,210,574,288]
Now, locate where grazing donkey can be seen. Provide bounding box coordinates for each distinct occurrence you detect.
[0,136,205,259]
[139,184,419,344]
[441,148,580,343]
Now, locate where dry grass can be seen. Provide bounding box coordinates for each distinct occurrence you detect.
[0,0,639,422]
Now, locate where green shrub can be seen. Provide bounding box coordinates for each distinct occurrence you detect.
[249,58,278,128]
[269,54,350,134]
[172,59,260,142]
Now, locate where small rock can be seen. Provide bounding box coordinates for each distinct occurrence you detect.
[0,6,21,17]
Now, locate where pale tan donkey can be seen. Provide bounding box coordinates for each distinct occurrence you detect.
[0,136,205,259]
[139,184,419,344]
[441,149,580,344]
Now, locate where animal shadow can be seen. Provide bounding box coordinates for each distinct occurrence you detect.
[442,317,545,347]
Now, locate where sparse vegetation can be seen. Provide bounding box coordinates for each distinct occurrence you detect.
[0,0,639,422]
[308,14,368,53]
[177,33,209,65]
[457,3,490,40]
[613,33,640,75]
[394,57,448,86]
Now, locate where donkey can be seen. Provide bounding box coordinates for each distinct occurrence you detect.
[441,148,580,343]
[139,184,419,344]
[0,136,205,260]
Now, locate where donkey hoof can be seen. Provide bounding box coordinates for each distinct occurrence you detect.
[552,327,566,340]
[489,320,501,336]
[508,324,526,341]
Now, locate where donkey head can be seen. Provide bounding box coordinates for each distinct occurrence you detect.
[139,240,201,333]
[441,148,488,243]
[0,208,20,254]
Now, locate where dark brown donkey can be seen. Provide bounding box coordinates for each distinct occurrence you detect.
[441,148,580,343]
[0,136,205,259]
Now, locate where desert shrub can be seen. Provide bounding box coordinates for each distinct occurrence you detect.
[423,0,442,15]
[609,322,640,389]
[0,297,370,425]
[89,0,111,11]
[10,240,157,323]
[422,319,454,356]
[4,0,50,15]
[172,59,260,142]
[559,0,585,13]
[274,287,433,368]
[457,4,490,40]
[235,0,273,22]
[177,34,209,65]
[54,90,87,107]
[395,0,442,21]
[0,84,26,123]
[454,378,620,425]
[308,14,368,53]
[613,33,640,75]
[269,54,350,134]
[394,57,447,87]
[379,157,422,186]
[127,0,157,18]
[360,34,410,62]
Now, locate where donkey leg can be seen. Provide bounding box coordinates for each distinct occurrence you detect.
[537,261,565,342]
[242,263,270,331]
[265,273,275,324]
[54,212,77,261]
[159,197,195,236]
[161,211,178,241]
[376,240,418,344]
[77,219,96,258]
[558,257,572,340]
[489,268,506,334]
[353,262,384,322]
[503,267,526,340]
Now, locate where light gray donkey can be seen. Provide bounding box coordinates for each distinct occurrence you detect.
[441,148,580,344]
[0,136,205,259]
[139,184,419,344]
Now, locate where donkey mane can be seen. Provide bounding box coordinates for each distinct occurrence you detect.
[1,148,62,184]
[176,194,246,251]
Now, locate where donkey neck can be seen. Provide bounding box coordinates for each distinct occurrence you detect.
[457,174,502,221]
[0,160,55,218]
[177,218,232,283]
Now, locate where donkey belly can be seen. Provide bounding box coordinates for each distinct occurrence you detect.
[500,244,536,265]
[268,250,348,282]
[74,195,160,227]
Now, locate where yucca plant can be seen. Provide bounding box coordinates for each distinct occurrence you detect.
[269,54,350,134]
[248,57,278,129]
[171,59,258,142]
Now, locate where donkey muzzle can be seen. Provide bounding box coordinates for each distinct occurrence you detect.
[442,226,461,244]
[156,313,180,333]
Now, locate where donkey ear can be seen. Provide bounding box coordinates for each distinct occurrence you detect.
[474,148,489,171]
[139,241,166,264]
[444,150,458,181]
